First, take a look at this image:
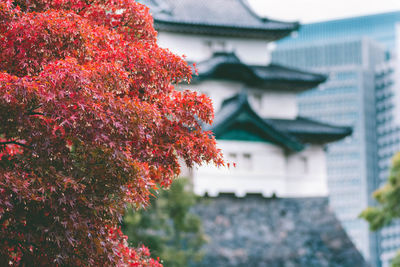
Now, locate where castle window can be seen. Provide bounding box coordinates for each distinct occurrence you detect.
[300,156,308,174]
[253,92,263,109]
[243,153,253,170]
[228,152,237,160]
[227,152,238,165]
[204,40,227,54]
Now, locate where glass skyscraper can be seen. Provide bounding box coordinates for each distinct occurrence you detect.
[272,11,400,267]
[374,60,400,267]
[277,11,400,51]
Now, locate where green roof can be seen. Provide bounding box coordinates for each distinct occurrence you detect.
[193,52,327,92]
[266,117,352,144]
[205,93,305,151]
[206,93,353,149]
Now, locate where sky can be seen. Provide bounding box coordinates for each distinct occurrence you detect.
[248,0,400,23]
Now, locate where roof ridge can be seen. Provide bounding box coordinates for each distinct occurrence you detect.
[145,0,172,15]
[149,0,299,40]
[238,0,266,22]
[238,0,300,28]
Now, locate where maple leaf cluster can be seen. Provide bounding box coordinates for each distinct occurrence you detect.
[0,0,223,265]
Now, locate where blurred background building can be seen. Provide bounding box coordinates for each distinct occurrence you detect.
[272,11,400,267]
[146,0,351,199]
[144,0,367,266]
[143,0,400,266]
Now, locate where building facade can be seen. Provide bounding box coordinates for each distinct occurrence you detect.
[146,0,352,199]
[375,41,400,266]
[143,1,367,265]
[272,12,400,267]
[189,52,350,198]
[276,11,400,53]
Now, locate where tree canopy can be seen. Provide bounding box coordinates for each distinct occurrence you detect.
[123,178,206,267]
[0,0,223,265]
[361,152,400,266]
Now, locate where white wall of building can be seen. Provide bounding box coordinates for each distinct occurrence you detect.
[193,140,328,197]
[158,32,272,65]
[286,145,328,197]
[248,90,298,119]
[181,81,242,112]
[160,30,330,199]
[181,81,298,119]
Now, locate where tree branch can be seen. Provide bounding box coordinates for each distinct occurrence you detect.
[27,112,45,116]
[26,104,44,116]
[0,141,31,149]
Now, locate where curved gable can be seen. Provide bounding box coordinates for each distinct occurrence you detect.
[207,93,304,151]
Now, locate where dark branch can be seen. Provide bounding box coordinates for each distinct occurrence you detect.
[26,104,44,116]
[0,141,31,149]
[27,112,45,116]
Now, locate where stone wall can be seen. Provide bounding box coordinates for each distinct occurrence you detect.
[191,195,368,267]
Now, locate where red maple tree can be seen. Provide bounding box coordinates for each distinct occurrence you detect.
[0,0,223,265]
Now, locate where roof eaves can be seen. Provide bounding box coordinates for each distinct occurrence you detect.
[153,20,296,40]
[266,117,353,144]
[237,0,300,31]
[192,53,327,90]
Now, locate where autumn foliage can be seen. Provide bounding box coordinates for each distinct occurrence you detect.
[0,0,222,265]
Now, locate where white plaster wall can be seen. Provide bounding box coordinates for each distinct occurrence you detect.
[193,141,329,197]
[157,32,271,65]
[248,90,298,119]
[180,81,298,119]
[286,145,328,197]
[160,31,327,198]
[182,81,243,113]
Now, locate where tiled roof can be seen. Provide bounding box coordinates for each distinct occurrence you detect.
[207,93,352,147]
[266,117,353,143]
[206,93,305,151]
[193,52,327,91]
[144,0,299,39]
